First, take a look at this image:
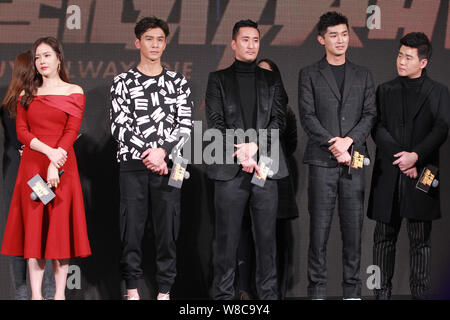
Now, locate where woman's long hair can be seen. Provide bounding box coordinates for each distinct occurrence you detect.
[22,36,69,109]
[0,50,33,118]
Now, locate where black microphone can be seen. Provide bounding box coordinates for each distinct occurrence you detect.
[416,166,439,193]
[347,146,370,174]
[30,170,64,201]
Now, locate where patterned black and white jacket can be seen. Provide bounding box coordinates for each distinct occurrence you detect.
[109,67,192,168]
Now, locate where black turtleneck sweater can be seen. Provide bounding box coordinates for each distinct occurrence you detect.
[401,73,425,113]
[234,59,257,130]
[400,72,425,144]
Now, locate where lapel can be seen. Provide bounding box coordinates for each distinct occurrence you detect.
[410,75,435,120]
[223,65,245,129]
[319,57,341,101]
[256,67,271,129]
[341,61,356,105]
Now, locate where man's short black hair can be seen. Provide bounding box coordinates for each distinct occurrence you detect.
[400,32,432,61]
[135,16,169,39]
[232,19,259,40]
[317,11,349,37]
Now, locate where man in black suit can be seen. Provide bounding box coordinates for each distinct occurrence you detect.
[298,12,376,300]
[368,32,449,300]
[205,19,288,300]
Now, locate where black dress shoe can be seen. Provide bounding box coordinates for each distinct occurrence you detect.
[375,291,391,300]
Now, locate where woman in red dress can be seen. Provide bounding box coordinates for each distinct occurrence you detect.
[0,37,91,300]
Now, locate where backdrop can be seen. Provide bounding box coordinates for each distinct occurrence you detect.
[1,0,450,299]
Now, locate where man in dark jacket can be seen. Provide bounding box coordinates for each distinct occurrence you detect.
[298,12,376,300]
[368,32,449,300]
[205,19,288,300]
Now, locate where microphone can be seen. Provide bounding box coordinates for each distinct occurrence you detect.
[432,179,439,188]
[168,156,189,188]
[347,146,370,174]
[329,147,370,169]
[416,165,439,193]
[168,168,190,180]
[30,170,64,203]
[30,190,39,201]
[251,155,274,187]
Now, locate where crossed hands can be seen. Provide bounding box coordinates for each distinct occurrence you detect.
[141,148,168,175]
[233,142,262,177]
[328,136,353,166]
[47,147,67,169]
[393,151,419,179]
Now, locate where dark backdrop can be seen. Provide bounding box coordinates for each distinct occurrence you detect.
[1,0,450,299]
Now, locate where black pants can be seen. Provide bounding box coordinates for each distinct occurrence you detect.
[211,171,278,300]
[307,165,364,299]
[237,212,254,296]
[119,170,180,292]
[237,216,292,300]
[373,215,432,299]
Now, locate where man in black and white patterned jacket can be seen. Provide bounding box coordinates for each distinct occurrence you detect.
[109,16,192,301]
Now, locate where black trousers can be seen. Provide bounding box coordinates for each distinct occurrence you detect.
[237,216,292,300]
[307,165,365,299]
[119,170,180,292]
[373,213,432,299]
[211,171,278,300]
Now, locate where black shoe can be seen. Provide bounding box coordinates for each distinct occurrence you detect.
[375,290,391,300]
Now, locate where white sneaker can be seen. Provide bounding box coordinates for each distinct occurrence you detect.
[125,294,140,300]
[343,298,362,300]
[157,292,170,300]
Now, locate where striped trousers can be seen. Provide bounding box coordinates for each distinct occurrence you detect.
[373,216,432,299]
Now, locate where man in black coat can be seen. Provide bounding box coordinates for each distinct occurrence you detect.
[205,19,288,300]
[368,32,449,300]
[298,12,376,299]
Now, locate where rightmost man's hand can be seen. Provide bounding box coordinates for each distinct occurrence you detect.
[47,147,67,169]
[402,166,418,179]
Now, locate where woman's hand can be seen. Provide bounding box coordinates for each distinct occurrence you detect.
[47,163,60,188]
[47,147,67,168]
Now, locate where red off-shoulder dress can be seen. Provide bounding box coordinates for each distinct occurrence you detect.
[1,94,91,259]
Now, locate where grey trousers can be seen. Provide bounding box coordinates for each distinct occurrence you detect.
[307,165,365,299]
